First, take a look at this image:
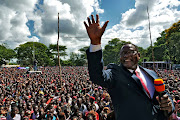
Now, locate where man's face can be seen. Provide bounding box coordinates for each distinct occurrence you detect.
[120,44,140,70]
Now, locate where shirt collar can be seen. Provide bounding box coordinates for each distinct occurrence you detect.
[128,66,140,73]
[136,66,141,73]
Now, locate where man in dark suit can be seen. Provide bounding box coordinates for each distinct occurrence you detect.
[84,14,174,120]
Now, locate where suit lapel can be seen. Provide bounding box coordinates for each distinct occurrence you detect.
[132,66,157,99]
[139,66,158,82]
[139,66,160,99]
[131,73,151,98]
[120,64,154,99]
[131,74,143,89]
[120,64,147,96]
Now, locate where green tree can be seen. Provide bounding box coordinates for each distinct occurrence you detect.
[144,20,180,64]
[15,42,53,66]
[0,44,16,65]
[154,31,166,46]
[49,44,67,66]
[146,31,168,62]
[61,60,72,66]
[49,44,67,57]
[137,46,147,64]
[153,31,168,61]
[160,20,180,64]
[165,20,180,38]
[78,46,89,65]
[79,46,89,59]
[69,52,86,66]
[166,32,180,63]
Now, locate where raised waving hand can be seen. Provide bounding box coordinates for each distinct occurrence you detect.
[84,14,109,45]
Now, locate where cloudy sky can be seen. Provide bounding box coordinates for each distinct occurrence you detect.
[0,0,180,57]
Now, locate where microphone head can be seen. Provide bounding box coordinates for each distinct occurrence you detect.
[154,79,165,92]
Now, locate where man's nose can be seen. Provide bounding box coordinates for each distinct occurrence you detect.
[123,53,130,57]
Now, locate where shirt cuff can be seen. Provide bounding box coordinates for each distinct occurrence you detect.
[89,44,102,52]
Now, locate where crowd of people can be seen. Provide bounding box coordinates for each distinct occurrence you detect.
[0,66,179,120]
[157,69,180,120]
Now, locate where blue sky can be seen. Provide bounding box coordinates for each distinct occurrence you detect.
[27,20,39,38]
[100,0,135,29]
[0,0,180,57]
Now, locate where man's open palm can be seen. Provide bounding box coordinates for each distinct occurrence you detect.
[84,14,109,45]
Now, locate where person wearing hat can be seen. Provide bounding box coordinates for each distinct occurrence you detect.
[84,14,174,120]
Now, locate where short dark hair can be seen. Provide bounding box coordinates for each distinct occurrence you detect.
[121,43,138,52]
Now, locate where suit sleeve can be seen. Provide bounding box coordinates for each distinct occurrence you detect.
[86,48,114,88]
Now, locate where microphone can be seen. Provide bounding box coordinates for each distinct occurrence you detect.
[154,79,168,117]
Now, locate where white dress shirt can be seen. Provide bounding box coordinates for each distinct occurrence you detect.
[89,44,101,52]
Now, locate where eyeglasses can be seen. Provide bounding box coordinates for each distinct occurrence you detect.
[120,50,138,57]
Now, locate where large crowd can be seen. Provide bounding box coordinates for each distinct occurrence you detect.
[0,66,179,120]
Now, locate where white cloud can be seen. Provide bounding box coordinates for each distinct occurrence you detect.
[0,0,38,48]
[94,0,104,14]
[1,0,179,59]
[32,0,104,57]
[103,0,180,49]
[0,5,14,41]
[0,0,104,53]
[0,0,37,12]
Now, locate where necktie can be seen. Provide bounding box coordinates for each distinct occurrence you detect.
[135,71,151,98]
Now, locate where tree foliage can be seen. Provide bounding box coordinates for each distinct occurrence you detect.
[79,46,89,60]
[137,46,147,64]
[49,44,67,66]
[166,32,180,63]
[3,20,180,66]
[69,52,86,66]
[15,42,53,66]
[150,20,180,64]
[49,44,67,57]
[165,20,180,38]
[0,44,16,65]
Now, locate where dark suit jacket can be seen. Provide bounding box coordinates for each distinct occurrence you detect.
[86,49,174,120]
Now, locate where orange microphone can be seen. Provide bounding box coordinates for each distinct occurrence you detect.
[154,79,168,117]
[154,79,165,93]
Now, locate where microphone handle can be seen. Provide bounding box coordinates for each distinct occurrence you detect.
[159,92,168,117]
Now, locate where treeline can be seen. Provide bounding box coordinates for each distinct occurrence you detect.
[0,20,180,66]
[0,42,88,66]
[103,20,180,65]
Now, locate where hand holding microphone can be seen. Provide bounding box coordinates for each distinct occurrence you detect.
[154,79,173,117]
